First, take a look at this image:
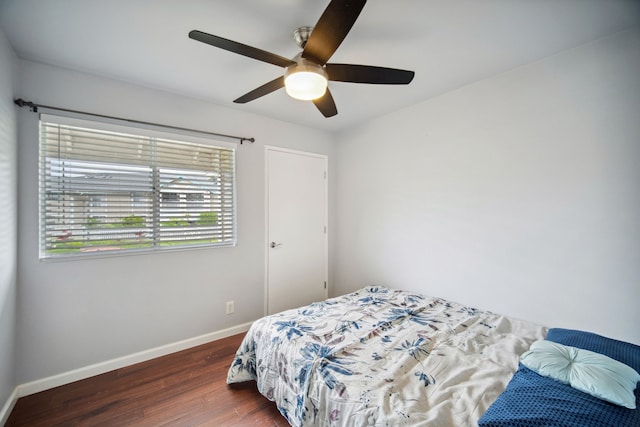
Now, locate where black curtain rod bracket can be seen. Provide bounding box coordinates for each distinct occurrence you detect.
[15,98,38,112]
[14,98,255,145]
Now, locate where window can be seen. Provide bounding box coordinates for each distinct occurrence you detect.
[39,114,236,259]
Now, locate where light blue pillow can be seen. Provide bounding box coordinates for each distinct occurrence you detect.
[521,340,640,409]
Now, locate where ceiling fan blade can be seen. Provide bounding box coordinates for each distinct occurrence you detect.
[325,63,415,84]
[313,89,338,118]
[302,0,367,65]
[234,76,285,104]
[189,30,296,68]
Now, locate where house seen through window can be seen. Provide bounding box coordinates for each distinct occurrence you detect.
[39,114,236,258]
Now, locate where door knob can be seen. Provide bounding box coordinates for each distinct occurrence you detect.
[270,242,283,248]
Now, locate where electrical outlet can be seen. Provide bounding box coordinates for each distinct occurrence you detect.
[225,300,234,315]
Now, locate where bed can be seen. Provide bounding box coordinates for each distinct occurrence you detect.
[226,286,640,426]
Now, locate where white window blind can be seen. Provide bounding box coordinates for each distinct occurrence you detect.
[39,114,236,258]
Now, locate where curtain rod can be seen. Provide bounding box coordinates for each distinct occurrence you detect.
[13,98,256,145]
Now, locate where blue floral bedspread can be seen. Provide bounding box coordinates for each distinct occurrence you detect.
[227,286,546,426]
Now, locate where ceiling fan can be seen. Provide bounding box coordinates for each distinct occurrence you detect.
[189,0,414,118]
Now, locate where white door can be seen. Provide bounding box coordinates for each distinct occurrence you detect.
[266,147,328,315]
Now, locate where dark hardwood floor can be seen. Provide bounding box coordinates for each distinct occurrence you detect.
[6,333,288,426]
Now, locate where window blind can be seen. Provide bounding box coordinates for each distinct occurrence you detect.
[39,115,236,258]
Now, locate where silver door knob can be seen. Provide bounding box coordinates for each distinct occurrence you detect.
[270,242,283,248]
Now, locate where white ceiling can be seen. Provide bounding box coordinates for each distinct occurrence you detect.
[1,0,639,133]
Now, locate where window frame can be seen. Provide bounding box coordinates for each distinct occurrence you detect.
[38,113,237,260]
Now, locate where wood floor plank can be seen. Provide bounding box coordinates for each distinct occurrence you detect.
[6,333,287,426]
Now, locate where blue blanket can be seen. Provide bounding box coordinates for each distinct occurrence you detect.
[479,328,640,427]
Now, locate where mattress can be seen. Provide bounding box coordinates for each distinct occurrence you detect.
[227,286,546,426]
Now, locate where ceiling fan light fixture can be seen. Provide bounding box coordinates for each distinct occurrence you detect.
[284,62,328,101]
[190,0,414,117]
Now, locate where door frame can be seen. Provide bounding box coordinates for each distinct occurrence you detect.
[264,145,328,315]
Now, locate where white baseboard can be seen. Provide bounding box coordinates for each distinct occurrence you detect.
[12,322,252,401]
[0,387,18,426]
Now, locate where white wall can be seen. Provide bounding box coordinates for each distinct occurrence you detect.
[15,60,335,384]
[0,26,18,415]
[334,27,640,345]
